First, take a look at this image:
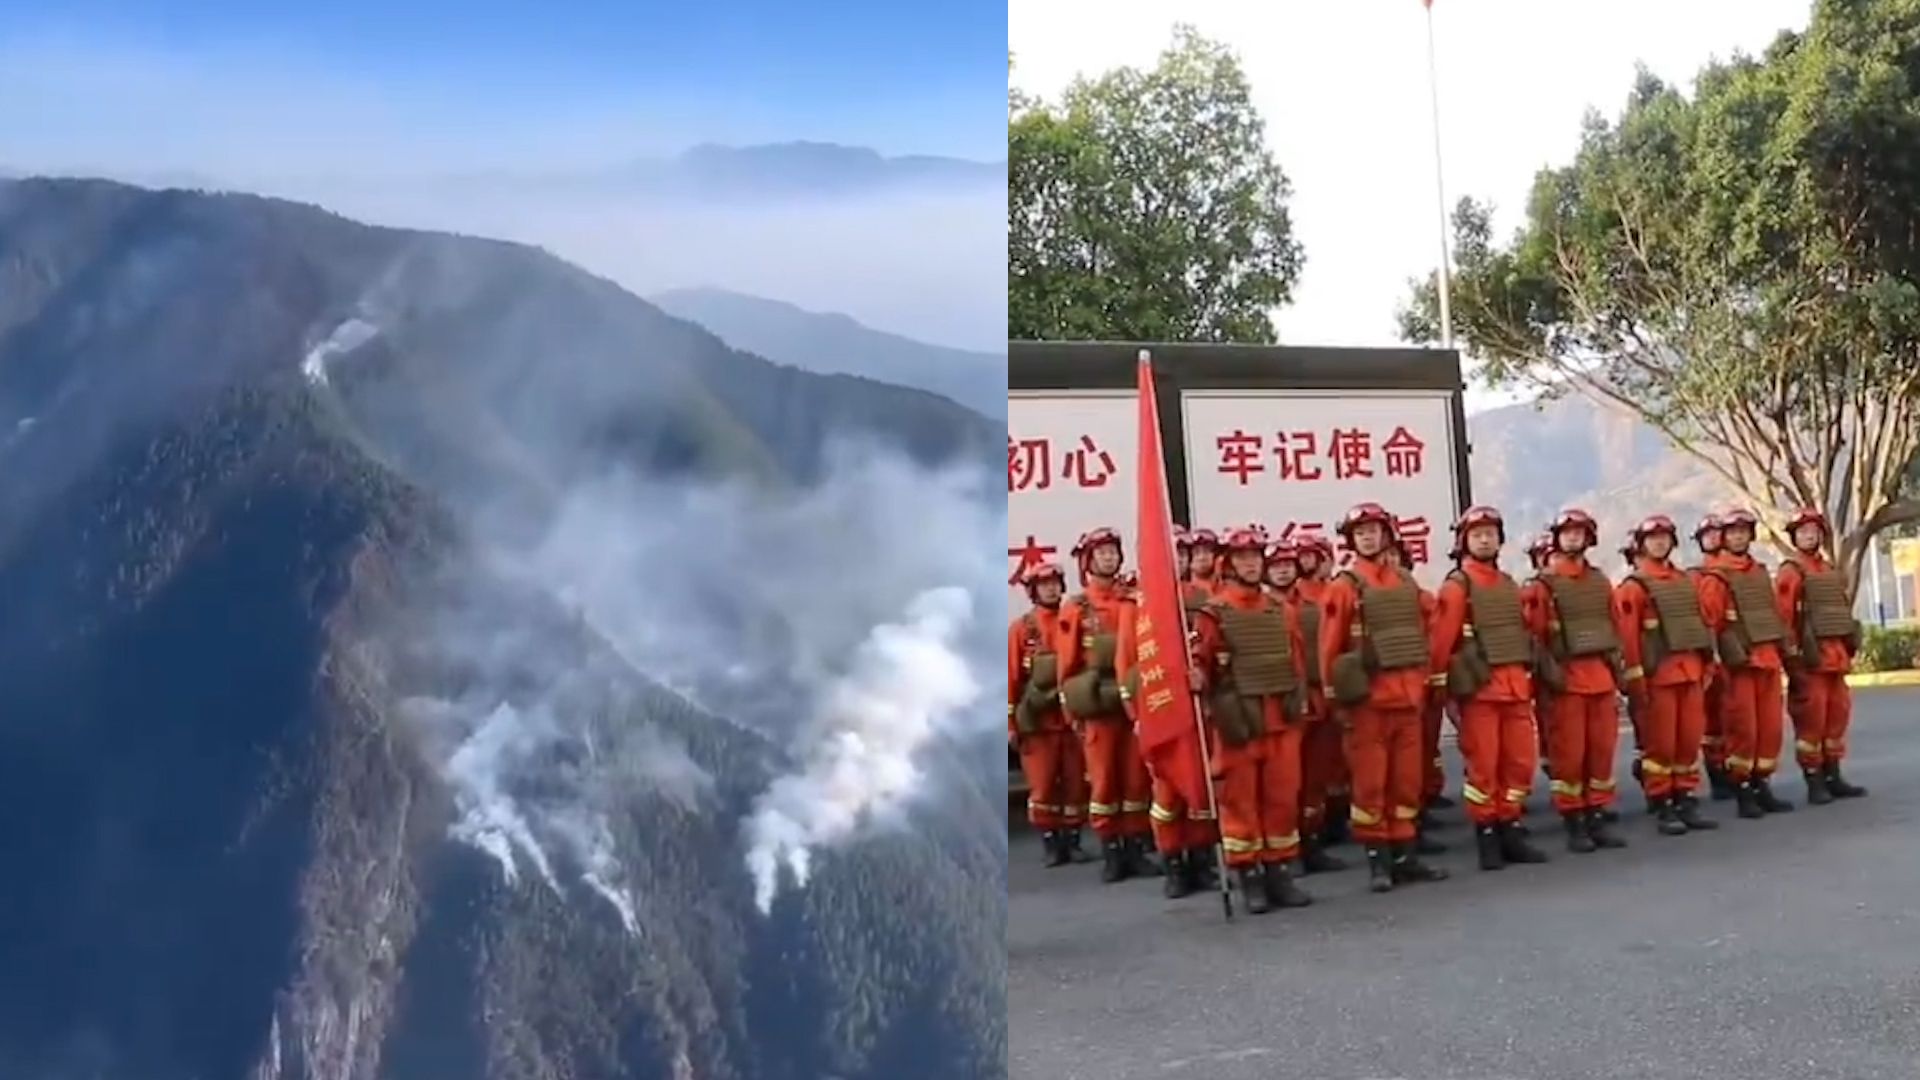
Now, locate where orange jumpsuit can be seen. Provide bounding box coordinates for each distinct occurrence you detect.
[1007,605,1087,831]
[1697,552,1787,782]
[1527,554,1622,814]
[1691,566,1729,778]
[1058,579,1151,841]
[1777,554,1855,771]
[1612,559,1710,801]
[1289,577,1345,839]
[1429,560,1540,826]
[1124,582,1219,856]
[1320,556,1436,845]
[1191,582,1311,867]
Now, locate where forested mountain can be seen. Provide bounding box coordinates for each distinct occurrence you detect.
[0,176,1004,1080]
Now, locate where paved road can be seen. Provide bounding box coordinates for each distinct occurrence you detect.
[1009,688,1920,1080]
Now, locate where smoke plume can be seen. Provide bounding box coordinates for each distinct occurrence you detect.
[395,436,1002,924]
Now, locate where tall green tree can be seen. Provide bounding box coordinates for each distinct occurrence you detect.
[1009,28,1304,342]
[1402,0,1920,584]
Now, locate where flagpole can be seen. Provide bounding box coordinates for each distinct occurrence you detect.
[1424,0,1455,350]
[1139,348,1234,921]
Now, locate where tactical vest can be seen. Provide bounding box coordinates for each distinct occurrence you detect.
[1545,571,1619,658]
[1631,573,1712,653]
[1074,595,1120,673]
[1717,563,1785,644]
[1209,600,1297,695]
[1788,557,1856,640]
[1355,573,1429,670]
[1014,612,1060,733]
[1464,572,1533,666]
[1295,596,1324,687]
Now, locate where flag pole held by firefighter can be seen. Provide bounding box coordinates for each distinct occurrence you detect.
[1132,348,1233,920]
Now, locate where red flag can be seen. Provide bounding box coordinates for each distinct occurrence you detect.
[1131,352,1210,812]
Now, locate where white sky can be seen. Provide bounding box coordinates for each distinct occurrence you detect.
[1011,0,1813,360]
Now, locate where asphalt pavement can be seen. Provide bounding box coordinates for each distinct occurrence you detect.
[1008,687,1920,1080]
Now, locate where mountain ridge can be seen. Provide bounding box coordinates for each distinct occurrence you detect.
[0,176,1005,1080]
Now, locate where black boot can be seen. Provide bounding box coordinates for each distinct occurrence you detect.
[1264,862,1314,908]
[1752,777,1795,813]
[1322,812,1351,846]
[1674,794,1719,830]
[1390,842,1450,884]
[1595,806,1621,825]
[1063,829,1095,863]
[1826,764,1868,799]
[1413,829,1448,856]
[1804,768,1834,806]
[1162,852,1193,899]
[1652,797,1688,836]
[1587,809,1628,848]
[1100,838,1130,883]
[1563,813,1597,854]
[1734,780,1764,819]
[1300,837,1349,874]
[1707,765,1736,801]
[1498,821,1549,864]
[1366,846,1395,893]
[1428,793,1458,811]
[1185,846,1219,890]
[1630,757,1644,784]
[1123,836,1166,876]
[1239,866,1272,914]
[1475,824,1506,871]
[1042,831,1070,868]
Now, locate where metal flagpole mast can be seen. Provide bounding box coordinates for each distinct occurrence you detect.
[1140,349,1234,920]
[1424,0,1455,350]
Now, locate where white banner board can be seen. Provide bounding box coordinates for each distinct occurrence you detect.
[1180,389,1463,589]
[1007,389,1137,615]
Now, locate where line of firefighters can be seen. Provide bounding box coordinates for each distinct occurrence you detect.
[1008,503,1870,913]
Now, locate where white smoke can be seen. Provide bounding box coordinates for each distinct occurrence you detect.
[400,438,1001,926]
[743,585,983,914]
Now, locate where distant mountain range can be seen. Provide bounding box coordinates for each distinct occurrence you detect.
[651,287,1004,418]
[1468,394,1733,563]
[0,177,1002,1080]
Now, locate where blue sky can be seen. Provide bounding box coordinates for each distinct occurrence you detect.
[0,0,1008,171]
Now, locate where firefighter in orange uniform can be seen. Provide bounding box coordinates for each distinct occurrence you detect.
[1691,515,1735,800]
[1294,533,1352,851]
[1126,526,1220,898]
[1008,561,1095,866]
[1527,508,1629,853]
[1056,526,1159,881]
[1430,506,1551,871]
[1696,509,1796,818]
[1267,540,1349,874]
[1776,508,1870,804]
[1188,527,1222,593]
[1525,531,1556,782]
[1189,527,1315,912]
[1617,541,1650,800]
[1320,503,1450,892]
[1612,515,1720,835]
[1386,540,1453,854]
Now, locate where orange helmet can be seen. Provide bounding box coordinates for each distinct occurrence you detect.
[1021,560,1066,594]
[1550,507,1599,547]
[1526,531,1554,562]
[1072,526,1125,579]
[1337,502,1396,541]
[1220,525,1267,553]
[1785,507,1829,537]
[1189,528,1220,549]
[1693,513,1724,549]
[1295,532,1334,561]
[1631,514,1678,549]
[1452,504,1505,556]
[1266,538,1300,565]
[1720,508,1758,530]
